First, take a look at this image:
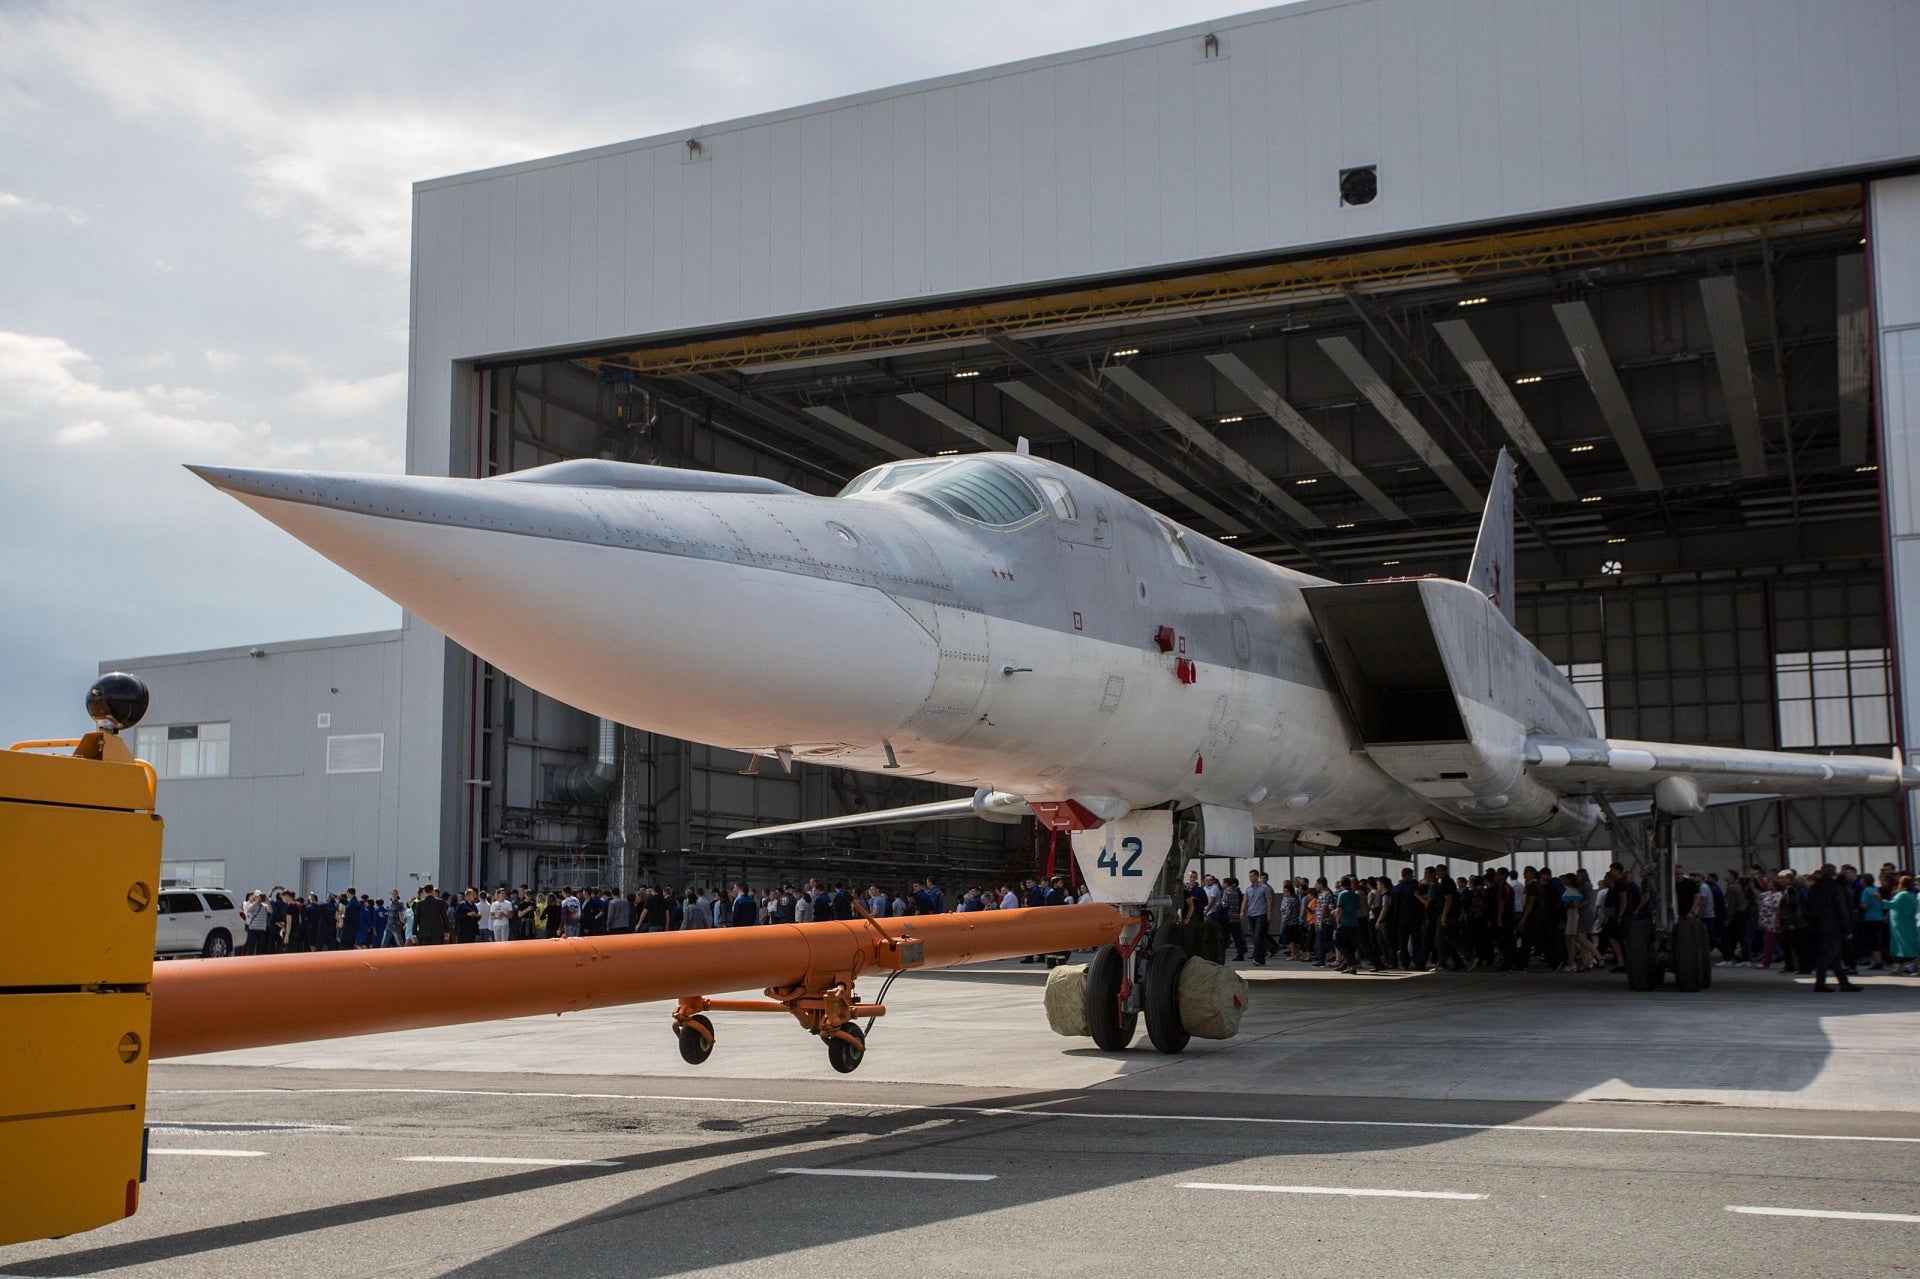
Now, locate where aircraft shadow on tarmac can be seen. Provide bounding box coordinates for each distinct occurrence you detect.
[9,974,1915,1278]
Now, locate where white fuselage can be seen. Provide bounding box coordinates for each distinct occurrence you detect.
[198,453,1585,838]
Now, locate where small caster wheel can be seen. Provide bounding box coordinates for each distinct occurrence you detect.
[677,1014,714,1065]
[826,1022,866,1074]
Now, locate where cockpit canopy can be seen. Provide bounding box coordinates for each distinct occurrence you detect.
[838,457,1049,529]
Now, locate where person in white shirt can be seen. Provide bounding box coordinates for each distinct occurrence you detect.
[1000,886,1020,911]
[488,890,513,943]
[794,890,813,924]
[891,893,909,918]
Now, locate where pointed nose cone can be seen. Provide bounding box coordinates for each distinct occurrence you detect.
[187,464,940,747]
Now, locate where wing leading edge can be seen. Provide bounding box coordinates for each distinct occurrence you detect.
[1525,735,1918,801]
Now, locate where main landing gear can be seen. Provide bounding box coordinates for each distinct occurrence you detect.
[1619,805,1714,994]
[671,984,884,1073]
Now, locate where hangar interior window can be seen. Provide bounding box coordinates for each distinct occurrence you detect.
[1785,845,1901,875]
[1553,663,1607,736]
[134,721,230,780]
[1774,649,1891,748]
[902,459,1043,527]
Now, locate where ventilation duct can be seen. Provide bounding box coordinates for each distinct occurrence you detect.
[556,717,620,805]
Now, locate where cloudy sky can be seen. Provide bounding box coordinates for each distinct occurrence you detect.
[0,0,1258,741]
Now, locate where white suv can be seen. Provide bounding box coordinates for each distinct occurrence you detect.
[156,888,244,958]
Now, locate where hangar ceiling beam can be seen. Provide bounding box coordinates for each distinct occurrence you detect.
[1317,336,1483,511]
[1699,276,1768,479]
[1433,319,1578,503]
[1100,364,1325,529]
[1550,301,1663,492]
[678,373,873,471]
[801,406,922,460]
[993,380,1250,535]
[1204,352,1407,522]
[1834,254,1872,467]
[895,392,1015,452]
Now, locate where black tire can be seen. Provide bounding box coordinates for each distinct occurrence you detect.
[827,1022,866,1074]
[1673,918,1707,993]
[1084,944,1138,1051]
[1625,919,1657,992]
[1144,944,1191,1055]
[677,1014,715,1065]
[202,930,232,959]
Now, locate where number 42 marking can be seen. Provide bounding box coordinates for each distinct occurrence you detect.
[1095,836,1145,877]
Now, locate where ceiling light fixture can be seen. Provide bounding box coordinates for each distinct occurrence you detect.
[1297,477,1318,485]
[1382,559,1400,567]
[934,448,959,456]
[1219,534,1239,542]
[1569,444,1595,453]
[1513,374,1543,385]
[952,369,979,379]
[1606,537,1626,544]
[1111,347,1140,358]
[1581,495,1602,503]
[1218,414,1244,424]
[1336,522,1355,530]
[1457,296,1488,307]
[1858,464,1879,473]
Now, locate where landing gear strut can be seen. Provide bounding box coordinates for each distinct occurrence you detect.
[1618,806,1711,994]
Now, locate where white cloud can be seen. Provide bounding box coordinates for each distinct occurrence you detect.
[0,329,400,471]
[0,12,594,270]
[0,190,86,224]
[291,369,405,417]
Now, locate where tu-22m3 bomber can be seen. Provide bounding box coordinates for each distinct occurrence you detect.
[193,444,1918,1035]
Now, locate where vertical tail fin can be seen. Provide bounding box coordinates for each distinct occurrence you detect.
[1466,449,1516,623]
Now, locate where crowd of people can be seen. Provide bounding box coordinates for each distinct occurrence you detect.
[233,862,1919,994]
[1184,860,1920,990]
[235,873,1089,954]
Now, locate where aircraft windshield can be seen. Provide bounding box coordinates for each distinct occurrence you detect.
[838,458,1045,527]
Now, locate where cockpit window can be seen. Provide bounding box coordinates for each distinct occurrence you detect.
[1156,517,1198,569]
[1035,475,1077,521]
[840,458,1046,528]
[908,459,1045,526]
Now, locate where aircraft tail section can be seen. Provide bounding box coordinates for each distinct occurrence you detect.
[1466,448,1516,623]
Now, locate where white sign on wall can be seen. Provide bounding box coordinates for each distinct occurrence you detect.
[325,733,384,775]
[1070,810,1174,904]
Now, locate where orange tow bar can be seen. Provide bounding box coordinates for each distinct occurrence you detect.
[148,904,1129,1070]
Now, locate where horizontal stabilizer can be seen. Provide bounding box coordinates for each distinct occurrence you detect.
[726,788,1032,841]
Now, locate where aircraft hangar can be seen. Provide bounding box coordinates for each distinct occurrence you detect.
[387,0,1920,893]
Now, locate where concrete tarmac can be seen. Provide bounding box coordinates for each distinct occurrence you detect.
[5,963,1919,1277]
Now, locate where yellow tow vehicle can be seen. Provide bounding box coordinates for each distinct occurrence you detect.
[0,674,162,1247]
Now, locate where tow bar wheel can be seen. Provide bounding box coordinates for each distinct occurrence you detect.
[677,1013,715,1065]
[1144,944,1190,1055]
[1084,943,1138,1051]
[826,1022,866,1074]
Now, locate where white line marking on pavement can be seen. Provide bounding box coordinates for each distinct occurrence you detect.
[149,1121,349,1135]
[778,1167,996,1182]
[397,1156,620,1168]
[149,1148,268,1158]
[1730,1205,1920,1224]
[152,1088,1920,1145]
[1183,1181,1486,1201]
